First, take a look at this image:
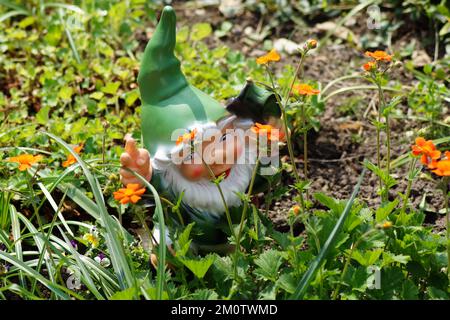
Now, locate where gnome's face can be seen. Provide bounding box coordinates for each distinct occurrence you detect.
[152,115,257,215]
[176,117,245,181]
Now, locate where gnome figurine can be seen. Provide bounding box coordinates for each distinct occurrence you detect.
[119,6,284,254]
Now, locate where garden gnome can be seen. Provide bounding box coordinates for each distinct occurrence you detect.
[119,6,283,254]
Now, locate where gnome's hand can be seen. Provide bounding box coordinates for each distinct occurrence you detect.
[119,135,152,187]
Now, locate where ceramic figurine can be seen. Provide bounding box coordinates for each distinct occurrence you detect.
[119,6,284,253]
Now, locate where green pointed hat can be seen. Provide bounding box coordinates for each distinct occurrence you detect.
[138,6,227,155]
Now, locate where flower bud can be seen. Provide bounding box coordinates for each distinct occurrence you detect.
[306,39,317,49]
[382,221,393,229]
[291,205,301,216]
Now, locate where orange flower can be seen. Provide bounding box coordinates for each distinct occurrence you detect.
[62,144,83,168]
[292,83,320,96]
[113,183,146,205]
[7,154,43,171]
[175,128,197,146]
[363,61,377,71]
[256,49,281,65]
[411,137,441,168]
[432,151,450,177]
[365,50,392,62]
[251,123,280,141]
[292,205,301,216]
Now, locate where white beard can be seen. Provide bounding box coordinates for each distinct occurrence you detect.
[154,150,255,216]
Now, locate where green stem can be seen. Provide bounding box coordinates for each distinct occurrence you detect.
[371,76,384,202]
[444,177,449,284]
[200,157,235,240]
[265,64,306,213]
[301,103,309,200]
[233,159,260,281]
[375,125,382,199]
[236,158,260,249]
[401,157,418,215]
[377,83,390,177]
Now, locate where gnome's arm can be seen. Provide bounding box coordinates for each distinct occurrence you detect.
[119,136,152,186]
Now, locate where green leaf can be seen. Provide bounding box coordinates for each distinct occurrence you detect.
[314,192,344,214]
[427,286,449,299]
[254,249,283,282]
[179,254,216,279]
[101,81,121,95]
[364,160,397,189]
[276,272,296,294]
[89,91,104,100]
[18,16,35,28]
[58,86,74,100]
[375,199,399,222]
[191,23,212,41]
[401,280,419,300]
[351,249,383,267]
[176,26,189,42]
[36,106,50,125]
[190,289,219,300]
[109,287,137,300]
[125,89,140,106]
[175,223,194,257]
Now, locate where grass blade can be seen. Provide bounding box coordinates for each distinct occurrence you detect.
[125,168,166,300]
[9,204,26,289]
[37,182,73,236]
[42,132,136,292]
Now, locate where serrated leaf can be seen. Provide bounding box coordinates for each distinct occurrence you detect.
[254,249,283,282]
[276,273,296,294]
[375,199,399,222]
[190,289,218,300]
[314,192,344,214]
[364,160,397,189]
[179,254,215,279]
[175,223,194,257]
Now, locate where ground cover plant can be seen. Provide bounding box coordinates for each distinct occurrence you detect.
[0,0,449,300]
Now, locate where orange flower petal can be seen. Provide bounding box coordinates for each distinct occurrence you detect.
[127,183,140,191]
[134,188,146,196]
[420,154,429,166]
[130,195,141,203]
[429,150,441,160]
[256,49,280,65]
[113,192,125,200]
[415,137,426,146]
[18,163,30,171]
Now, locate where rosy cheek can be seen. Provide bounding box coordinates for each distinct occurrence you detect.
[192,166,204,178]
